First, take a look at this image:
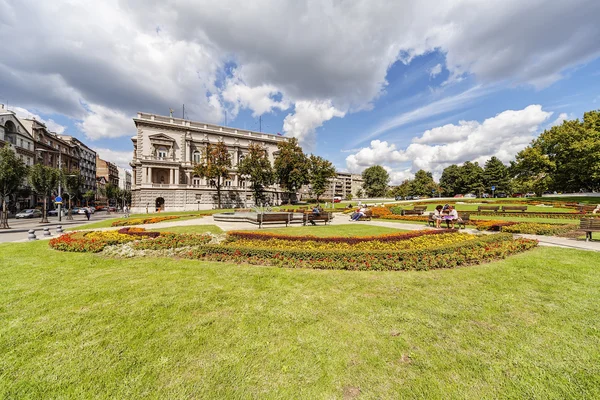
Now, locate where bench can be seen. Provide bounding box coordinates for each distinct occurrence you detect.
[477,205,500,212]
[578,205,598,213]
[428,212,470,229]
[579,218,600,241]
[357,209,373,221]
[403,206,428,216]
[257,212,293,228]
[303,212,333,226]
[501,206,527,212]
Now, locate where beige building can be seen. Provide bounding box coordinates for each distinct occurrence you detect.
[130,112,289,212]
[96,155,119,187]
[298,172,364,201]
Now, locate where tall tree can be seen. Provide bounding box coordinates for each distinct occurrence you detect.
[83,190,95,206]
[237,143,275,205]
[308,155,336,202]
[389,179,412,199]
[361,165,390,198]
[274,138,309,204]
[410,169,437,196]
[510,146,554,196]
[64,170,84,218]
[483,156,511,194]
[458,161,485,196]
[104,182,119,212]
[439,164,462,196]
[192,141,232,208]
[0,144,29,229]
[29,163,59,223]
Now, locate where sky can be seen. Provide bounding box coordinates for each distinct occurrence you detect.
[1,0,600,183]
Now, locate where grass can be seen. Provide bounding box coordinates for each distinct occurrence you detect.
[1,241,599,398]
[67,213,215,231]
[256,224,407,237]
[148,225,224,234]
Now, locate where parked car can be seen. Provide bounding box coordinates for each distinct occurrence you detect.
[15,209,42,219]
[47,209,66,217]
[412,196,420,200]
[395,196,403,201]
[108,206,117,212]
[332,197,342,203]
[512,193,523,198]
[453,194,464,198]
[464,193,476,198]
[525,192,535,197]
[77,207,95,215]
[495,193,508,198]
[95,206,107,211]
[481,193,490,198]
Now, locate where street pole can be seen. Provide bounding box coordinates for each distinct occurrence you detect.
[58,151,62,222]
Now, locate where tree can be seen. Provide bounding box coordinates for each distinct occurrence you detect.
[510,146,554,196]
[29,163,59,223]
[64,170,84,219]
[274,138,309,204]
[483,157,511,194]
[356,188,364,198]
[410,169,437,196]
[308,155,336,202]
[192,141,232,208]
[104,182,119,212]
[362,165,390,198]
[439,164,462,196]
[389,179,412,199]
[458,161,485,196]
[237,143,275,205]
[0,144,29,229]
[83,190,95,206]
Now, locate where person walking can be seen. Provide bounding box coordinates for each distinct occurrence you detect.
[84,207,90,221]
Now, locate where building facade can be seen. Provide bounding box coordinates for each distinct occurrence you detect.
[96,155,119,187]
[22,119,81,173]
[59,135,97,193]
[130,112,289,212]
[298,172,364,201]
[117,167,132,191]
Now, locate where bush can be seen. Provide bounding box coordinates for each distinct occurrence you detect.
[501,223,576,235]
[111,215,181,227]
[473,220,518,231]
[389,206,404,215]
[132,233,212,250]
[49,231,136,253]
[118,227,161,238]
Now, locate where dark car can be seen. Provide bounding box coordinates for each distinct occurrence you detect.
[495,193,508,198]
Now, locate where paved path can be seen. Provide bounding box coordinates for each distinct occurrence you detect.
[8,213,600,252]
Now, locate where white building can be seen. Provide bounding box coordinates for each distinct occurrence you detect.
[117,167,132,191]
[130,112,289,212]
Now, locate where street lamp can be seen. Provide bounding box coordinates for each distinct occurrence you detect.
[36,148,63,222]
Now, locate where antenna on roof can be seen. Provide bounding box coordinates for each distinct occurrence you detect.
[182,104,185,119]
[169,108,174,117]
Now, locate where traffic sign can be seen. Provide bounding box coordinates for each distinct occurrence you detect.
[55,196,63,203]
[491,185,496,191]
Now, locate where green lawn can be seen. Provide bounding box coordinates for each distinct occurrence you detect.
[257,224,407,237]
[148,225,224,234]
[1,241,599,398]
[68,213,215,231]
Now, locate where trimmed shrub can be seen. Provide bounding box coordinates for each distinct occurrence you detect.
[132,233,212,250]
[501,223,576,235]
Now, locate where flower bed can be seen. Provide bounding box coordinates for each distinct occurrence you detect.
[49,231,136,253]
[183,234,537,271]
[118,227,161,238]
[225,231,471,252]
[469,212,581,219]
[227,229,453,244]
[501,223,576,235]
[131,233,212,250]
[111,215,181,227]
[473,220,518,231]
[374,215,430,222]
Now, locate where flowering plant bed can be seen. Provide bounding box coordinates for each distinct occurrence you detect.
[501,223,576,235]
[227,229,453,244]
[375,215,430,222]
[131,233,212,250]
[183,234,537,271]
[473,220,518,231]
[49,231,137,253]
[118,227,161,238]
[470,212,582,219]
[111,215,181,227]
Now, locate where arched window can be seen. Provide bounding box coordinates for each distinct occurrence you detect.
[192,175,201,187]
[193,151,201,163]
[157,147,168,159]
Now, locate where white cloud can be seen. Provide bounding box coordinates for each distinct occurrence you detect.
[429,63,442,78]
[282,100,345,148]
[347,105,553,180]
[222,74,289,118]
[11,106,67,134]
[548,112,569,127]
[77,103,135,140]
[92,147,132,170]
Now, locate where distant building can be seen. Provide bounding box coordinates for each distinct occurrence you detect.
[22,119,80,173]
[96,155,119,187]
[130,112,289,212]
[298,172,364,201]
[117,167,132,191]
[59,135,97,193]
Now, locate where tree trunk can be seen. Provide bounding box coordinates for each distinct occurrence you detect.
[216,180,222,209]
[1,198,9,229]
[41,196,49,223]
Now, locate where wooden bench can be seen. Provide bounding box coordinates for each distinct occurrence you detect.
[477,205,500,212]
[303,211,333,226]
[428,212,470,229]
[578,205,598,213]
[357,209,373,221]
[501,206,527,212]
[579,218,600,241]
[403,206,427,216]
[257,212,292,228]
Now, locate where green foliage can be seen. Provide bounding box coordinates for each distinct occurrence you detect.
[28,163,60,223]
[308,155,336,201]
[361,165,389,197]
[193,142,232,208]
[0,144,29,228]
[274,138,309,203]
[238,143,275,204]
[356,188,364,198]
[410,169,437,196]
[483,156,511,194]
[389,206,404,215]
[439,162,485,196]
[82,190,95,206]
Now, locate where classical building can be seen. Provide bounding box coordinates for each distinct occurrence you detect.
[96,155,119,187]
[59,135,97,193]
[117,167,132,191]
[130,112,289,212]
[298,172,364,201]
[22,119,81,173]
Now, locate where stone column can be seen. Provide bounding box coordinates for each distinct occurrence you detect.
[148,167,153,184]
[175,169,180,185]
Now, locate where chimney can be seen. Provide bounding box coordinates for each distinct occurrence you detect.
[0,104,4,110]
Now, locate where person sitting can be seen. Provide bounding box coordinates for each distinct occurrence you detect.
[593,204,600,214]
[432,205,444,228]
[446,205,460,229]
[351,206,367,221]
[310,205,321,225]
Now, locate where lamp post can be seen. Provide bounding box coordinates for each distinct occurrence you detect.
[36,148,63,222]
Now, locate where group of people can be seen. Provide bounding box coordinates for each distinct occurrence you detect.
[432,204,462,229]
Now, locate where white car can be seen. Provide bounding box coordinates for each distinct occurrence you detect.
[16,209,42,219]
[464,193,477,198]
[77,207,95,215]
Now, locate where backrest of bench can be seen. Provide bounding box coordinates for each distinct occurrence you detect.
[414,206,427,211]
[579,218,600,229]
[502,206,527,211]
[260,213,291,222]
[478,206,499,211]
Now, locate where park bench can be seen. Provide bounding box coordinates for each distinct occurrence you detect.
[357,209,373,221]
[578,205,598,213]
[428,212,470,229]
[501,206,527,212]
[578,218,600,241]
[303,211,333,226]
[477,205,500,212]
[257,212,293,228]
[403,206,428,216]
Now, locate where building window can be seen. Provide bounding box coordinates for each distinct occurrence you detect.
[193,151,201,163]
[192,176,201,186]
[157,147,168,159]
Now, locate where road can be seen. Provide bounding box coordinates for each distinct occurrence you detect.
[0,211,119,243]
